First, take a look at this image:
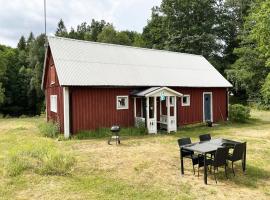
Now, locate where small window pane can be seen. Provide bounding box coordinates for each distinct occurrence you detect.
[182,95,190,106]
[169,97,175,106]
[50,95,57,113]
[51,66,56,85]
[117,96,129,110]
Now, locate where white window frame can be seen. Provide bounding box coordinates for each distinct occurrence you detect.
[116,96,129,110]
[50,95,57,113]
[182,95,190,106]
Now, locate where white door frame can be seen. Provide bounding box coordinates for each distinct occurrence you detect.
[203,92,213,122]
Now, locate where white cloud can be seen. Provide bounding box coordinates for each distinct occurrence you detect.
[0,0,161,47]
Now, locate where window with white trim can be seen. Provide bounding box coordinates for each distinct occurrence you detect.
[169,96,175,107]
[50,95,57,113]
[116,96,129,110]
[182,95,190,106]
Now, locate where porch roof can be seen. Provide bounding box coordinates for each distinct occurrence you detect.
[132,87,183,97]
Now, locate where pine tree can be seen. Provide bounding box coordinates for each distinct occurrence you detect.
[55,19,68,37]
[26,32,35,47]
[17,36,26,50]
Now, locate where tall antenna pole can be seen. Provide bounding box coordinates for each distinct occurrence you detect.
[44,0,48,47]
[44,0,47,36]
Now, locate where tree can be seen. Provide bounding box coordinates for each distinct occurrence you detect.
[26,32,35,49]
[17,36,26,50]
[143,0,222,58]
[226,0,270,102]
[0,46,8,104]
[90,19,108,42]
[55,19,68,37]
[115,32,132,45]
[142,7,167,49]
[219,0,253,73]
[248,0,270,67]
[132,33,146,48]
[261,73,270,107]
[97,25,117,44]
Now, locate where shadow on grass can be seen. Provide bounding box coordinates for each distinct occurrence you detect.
[210,163,270,188]
[173,117,270,140]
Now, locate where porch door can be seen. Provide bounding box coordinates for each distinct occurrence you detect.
[203,92,212,122]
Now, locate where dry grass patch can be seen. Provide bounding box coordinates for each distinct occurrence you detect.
[0,110,270,199]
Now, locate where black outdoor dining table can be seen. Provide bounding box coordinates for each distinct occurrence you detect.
[180,138,247,184]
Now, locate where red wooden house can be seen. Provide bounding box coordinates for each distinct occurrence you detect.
[42,37,232,138]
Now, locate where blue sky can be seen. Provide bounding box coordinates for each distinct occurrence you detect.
[0,0,162,47]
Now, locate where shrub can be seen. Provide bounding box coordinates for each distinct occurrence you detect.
[37,153,76,176]
[38,121,60,138]
[229,104,251,122]
[5,143,76,177]
[5,153,30,176]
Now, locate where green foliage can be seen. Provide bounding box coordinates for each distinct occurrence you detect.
[74,127,147,140]
[17,36,26,50]
[37,152,76,176]
[248,0,270,67]
[261,73,270,107]
[38,121,60,138]
[226,0,270,104]
[229,104,251,122]
[115,32,132,46]
[55,19,68,37]
[143,0,221,58]
[0,34,45,116]
[5,142,76,177]
[142,7,167,49]
[75,128,111,139]
[97,25,117,44]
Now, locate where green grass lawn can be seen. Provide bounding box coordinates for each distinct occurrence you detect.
[0,110,270,200]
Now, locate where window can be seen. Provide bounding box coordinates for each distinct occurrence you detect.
[50,95,57,112]
[182,95,190,106]
[116,96,129,110]
[50,66,55,85]
[169,96,175,106]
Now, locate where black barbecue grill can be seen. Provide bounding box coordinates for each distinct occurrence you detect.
[108,125,120,145]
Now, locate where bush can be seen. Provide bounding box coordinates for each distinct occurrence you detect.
[38,121,60,138]
[5,143,76,177]
[37,153,76,176]
[229,104,251,122]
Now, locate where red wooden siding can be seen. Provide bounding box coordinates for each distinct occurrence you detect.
[44,48,64,132]
[69,87,228,133]
[175,87,228,125]
[70,87,135,133]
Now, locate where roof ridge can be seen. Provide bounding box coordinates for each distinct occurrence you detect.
[48,36,204,58]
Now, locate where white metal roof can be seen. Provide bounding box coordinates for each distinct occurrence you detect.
[46,36,232,88]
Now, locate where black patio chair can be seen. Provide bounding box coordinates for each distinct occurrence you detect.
[200,147,229,184]
[177,138,203,175]
[199,134,214,159]
[199,134,211,142]
[227,142,246,176]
